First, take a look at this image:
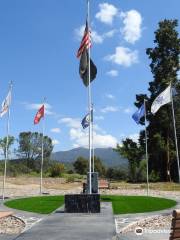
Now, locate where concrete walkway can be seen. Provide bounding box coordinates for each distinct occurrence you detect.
[0,201,45,240]
[1,202,115,240]
[115,196,180,240]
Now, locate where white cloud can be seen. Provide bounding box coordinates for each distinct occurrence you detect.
[74,25,85,40]
[121,10,142,44]
[94,116,104,121]
[91,30,104,44]
[124,107,133,114]
[128,133,139,143]
[75,25,103,44]
[103,29,117,38]
[96,3,118,25]
[105,46,138,67]
[75,25,116,45]
[105,94,115,99]
[106,69,119,77]
[100,106,119,113]
[69,128,117,148]
[23,102,54,115]
[50,128,61,133]
[58,117,81,129]
[52,139,60,145]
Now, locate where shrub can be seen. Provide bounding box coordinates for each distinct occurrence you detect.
[49,163,65,177]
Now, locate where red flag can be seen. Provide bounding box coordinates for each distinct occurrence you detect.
[34,105,44,124]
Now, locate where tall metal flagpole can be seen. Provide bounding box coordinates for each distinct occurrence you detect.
[40,99,45,194]
[144,99,149,196]
[2,82,12,201]
[92,104,95,172]
[87,0,92,194]
[171,84,180,183]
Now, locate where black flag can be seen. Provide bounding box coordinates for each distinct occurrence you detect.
[79,49,97,87]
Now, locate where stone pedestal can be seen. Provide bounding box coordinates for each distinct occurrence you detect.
[65,194,100,213]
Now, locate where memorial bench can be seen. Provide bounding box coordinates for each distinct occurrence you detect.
[98,179,109,189]
[169,210,180,240]
[0,211,13,219]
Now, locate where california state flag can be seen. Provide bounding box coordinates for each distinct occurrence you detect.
[34,105,44,124]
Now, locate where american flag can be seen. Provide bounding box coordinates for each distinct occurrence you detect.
[77,21,91,58]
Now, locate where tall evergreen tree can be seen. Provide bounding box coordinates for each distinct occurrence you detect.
[135,19,180,181]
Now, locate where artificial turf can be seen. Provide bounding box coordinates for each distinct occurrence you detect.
[4,195,176,215]
[5,195,64,214]
[101,195,177,214]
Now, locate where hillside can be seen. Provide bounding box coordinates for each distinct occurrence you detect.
[51,147,128,168]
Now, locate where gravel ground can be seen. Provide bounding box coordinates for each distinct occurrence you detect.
[120,214,172,233]
[0,216,25,234]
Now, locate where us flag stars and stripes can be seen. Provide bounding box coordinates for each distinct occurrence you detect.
[77,21,91,58]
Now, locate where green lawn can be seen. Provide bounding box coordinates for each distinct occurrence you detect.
[5,195,176,215]
[101,195,177,214]
[5,195,64,214]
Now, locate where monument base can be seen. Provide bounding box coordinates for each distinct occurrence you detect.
[65,194,100,213]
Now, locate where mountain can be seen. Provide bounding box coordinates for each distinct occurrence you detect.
[51,147,128,168]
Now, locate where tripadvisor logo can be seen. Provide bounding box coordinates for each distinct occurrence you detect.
[135,227,143,235]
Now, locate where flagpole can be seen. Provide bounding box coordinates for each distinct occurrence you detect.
[40,99,45,194]
[92,104,95,172]
[144,99,149,196]
[87,0,92,194]
[170,84,180,183]
[2,82,12,201]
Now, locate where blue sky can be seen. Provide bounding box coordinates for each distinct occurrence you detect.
[0,0,180,152]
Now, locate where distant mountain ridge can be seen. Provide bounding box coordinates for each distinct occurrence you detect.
[51,147,128,168]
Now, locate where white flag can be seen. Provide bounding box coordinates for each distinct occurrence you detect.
[151,85,171,114]
[0,89,12,117]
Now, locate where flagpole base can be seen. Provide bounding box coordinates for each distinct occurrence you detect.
[65,194,100,213]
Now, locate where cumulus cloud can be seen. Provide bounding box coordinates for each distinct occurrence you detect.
[58,117,81,129]
[69,128,117,148]
[100,106,119,113]
[23,102,54,115]
[105,46,138,67]
[121,10,142,44]
[75,25,103,44]
[52,139,60,145]
[50,128,61,133]
[75,25,116,44]
[106,69,119,77]
[103,29,117,38]
[95,3,118,25]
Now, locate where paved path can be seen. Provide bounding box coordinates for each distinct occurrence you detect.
[1,202,115,240]
[0,201,45,240]
[115,196,180,240]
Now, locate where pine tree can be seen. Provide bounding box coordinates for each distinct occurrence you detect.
[135,19,180,181]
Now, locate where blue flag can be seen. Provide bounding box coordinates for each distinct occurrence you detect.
[132,104,145,124]
[81,109,93,129]
[81,113,90,129]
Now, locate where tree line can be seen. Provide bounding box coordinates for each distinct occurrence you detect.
[115,19,180,182]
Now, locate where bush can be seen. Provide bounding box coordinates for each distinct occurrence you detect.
[149,170,160,182]
[66,175,75,183]
[49,163,65,177]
